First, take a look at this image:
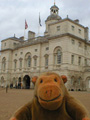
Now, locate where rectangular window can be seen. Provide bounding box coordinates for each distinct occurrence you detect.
[14,61,17,69]
[78,57,81,65]
[45,57,48,67]
[84,45,87,50]
[15,54,17,56]
[35,49,37,52]
[71,55,74,64]
[78,42,81,47]
[20,52,23,55]
[85,59,87,66]
[78,29,81,34]
[57,26,60,31]
[71,26,75,31]
[14,43,16,46]
[4,43,6,46]
[46,47,49,51]
[72,39,75,44]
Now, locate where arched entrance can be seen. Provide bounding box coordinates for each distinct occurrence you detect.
[86,77,90,90]
[13,77,17,88]
[23,75,30,89]
[89,80,90,88]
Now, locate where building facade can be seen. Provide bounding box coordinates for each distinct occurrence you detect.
[0,4,90,91]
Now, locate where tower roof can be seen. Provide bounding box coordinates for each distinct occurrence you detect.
[46,4,62,22]
[46,14,61,21]
[50,4,59,10]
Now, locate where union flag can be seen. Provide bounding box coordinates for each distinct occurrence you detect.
[25,20,28,29]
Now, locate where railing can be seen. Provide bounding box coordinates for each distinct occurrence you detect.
[14,36,48,49]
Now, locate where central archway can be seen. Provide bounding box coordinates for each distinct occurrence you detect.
[23,75,30,89]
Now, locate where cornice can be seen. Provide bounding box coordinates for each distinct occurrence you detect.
[47,33,90,45]
[0,48,13,52]
[48,18,86,29]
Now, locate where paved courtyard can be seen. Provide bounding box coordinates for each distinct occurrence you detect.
[0,88,90,120]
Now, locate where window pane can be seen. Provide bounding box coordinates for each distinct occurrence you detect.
[72,39,75,44]
[71,55,74,64]
[72,26,74,31]
[78,78,81,85]
[45,57,48,66]
[20,60,22,68]
[78,57,81,65]
[14,61,17,69]
[57,26,60,31]
[57,50,61,64]
[34,59,37,67]
[85,59,87,66]
[89,80,90,88]
[27,56,31,67]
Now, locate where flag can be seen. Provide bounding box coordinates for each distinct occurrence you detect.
[25,20,28,29]
[39,13,42,26]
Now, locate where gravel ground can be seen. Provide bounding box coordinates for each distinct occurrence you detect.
[0,88,90,120]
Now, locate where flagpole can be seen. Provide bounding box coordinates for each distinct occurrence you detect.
[24,29,25,40]
[24,19,28,40]
[24,29,26,40]
[38,24,40,36]
[38,12,42,37]
[38,13,40,36]
[24,20,25,40]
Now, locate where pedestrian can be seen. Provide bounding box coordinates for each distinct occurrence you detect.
[6,85,8,93]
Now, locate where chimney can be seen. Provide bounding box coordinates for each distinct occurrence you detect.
[19,36,24,40]
[28,31,35,39]
[85,27,89,41]
[74,19,79,24]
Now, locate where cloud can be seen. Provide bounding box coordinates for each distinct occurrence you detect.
[0,0,90,42]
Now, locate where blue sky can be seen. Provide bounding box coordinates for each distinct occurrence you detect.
[0,0,90,42]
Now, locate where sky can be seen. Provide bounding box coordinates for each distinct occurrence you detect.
[0,0,90,42]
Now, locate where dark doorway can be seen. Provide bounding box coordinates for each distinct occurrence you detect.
[18,77,21,89]
[23,75,30,89]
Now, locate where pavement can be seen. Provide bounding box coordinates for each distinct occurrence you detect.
[0,88,90,120]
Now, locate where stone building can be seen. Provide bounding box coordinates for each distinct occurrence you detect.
[0,3,90,91]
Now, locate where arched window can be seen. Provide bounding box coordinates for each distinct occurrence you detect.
[27,56,31,67]
[19,58,23,69]
[71,76,75,85]
[57,50,61,64]
[14,59,17,70]
[78,77,81,85]
[25,53,32,68]
[89,80,90,88]
[86,77,90,89]
[54,10,56,13]
[2,57,6,71]
[54,47,62,65]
